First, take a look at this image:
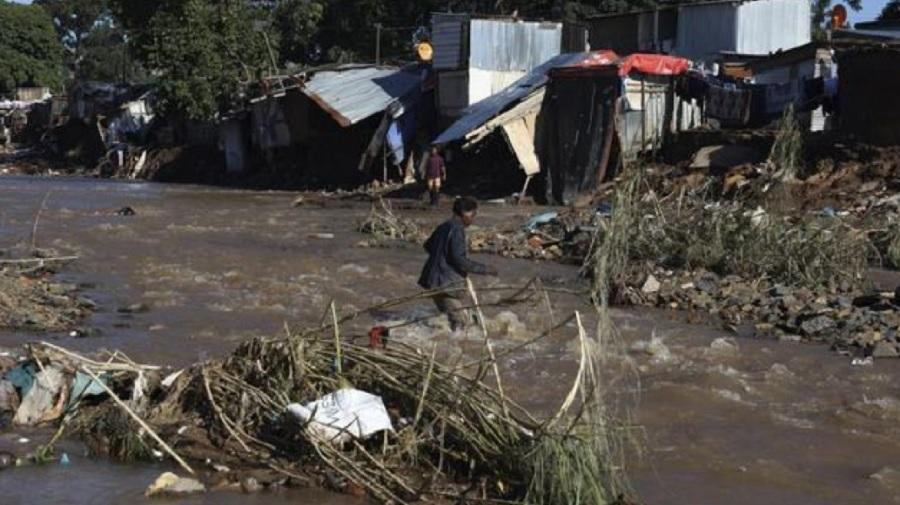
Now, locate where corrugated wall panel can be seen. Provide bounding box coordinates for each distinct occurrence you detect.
[432,13,469,71]
[469,19,562,72]
[674,3,738,62]
[736,0,811,55]
[438,70,469,118]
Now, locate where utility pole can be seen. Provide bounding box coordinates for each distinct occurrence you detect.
[375,23,382,65]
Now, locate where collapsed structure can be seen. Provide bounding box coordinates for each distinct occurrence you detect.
[228,64,432,186]
[434,51,696,204]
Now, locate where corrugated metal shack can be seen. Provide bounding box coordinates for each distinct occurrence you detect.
[581,0,810,64]
[224,64,432,186]
[719,43,837,130]
[836,44,900,145]
[434,51,697,204]
[431,14,564,119]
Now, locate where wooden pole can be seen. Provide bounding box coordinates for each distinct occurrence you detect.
[81,367,195,475]
[375,24,382,65]
[641,77,646,153]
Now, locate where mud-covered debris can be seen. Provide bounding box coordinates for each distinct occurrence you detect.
[13,366,65,426]
[145,472,206,497]
[0,269,93,332]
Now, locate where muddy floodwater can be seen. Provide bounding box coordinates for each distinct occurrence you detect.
[1,175,900,505]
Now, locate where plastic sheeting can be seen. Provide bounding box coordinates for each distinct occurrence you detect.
[286,388,393,444]
[619,54,691,76]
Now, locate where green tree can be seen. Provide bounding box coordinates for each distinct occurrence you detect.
[880,0,900,20]
[111,0,273,120]
[0,1,65,96]
[76,24,146,83]
[273,0,326,65]
[35,0,108,75]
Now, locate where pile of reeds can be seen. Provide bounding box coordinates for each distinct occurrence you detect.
[25,283,633,505]
[358,198,423,243]
[585,166,869,295]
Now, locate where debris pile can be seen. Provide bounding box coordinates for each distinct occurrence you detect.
[0,294,631,505]
[358,199,425,244]
[0,258,92,332]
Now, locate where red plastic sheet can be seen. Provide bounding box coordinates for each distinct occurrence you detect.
[618,54,691,76]
[551,51,691,77]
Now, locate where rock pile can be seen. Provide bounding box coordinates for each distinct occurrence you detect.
[623,269,900,358]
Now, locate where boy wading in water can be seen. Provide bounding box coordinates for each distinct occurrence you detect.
[426,147,446,206]
[418,197,497,331]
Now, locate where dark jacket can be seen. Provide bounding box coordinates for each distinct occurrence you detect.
[418,217,489,289]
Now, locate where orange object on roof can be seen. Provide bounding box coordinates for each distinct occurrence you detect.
[550,51,691,78]
[619,53,691,76]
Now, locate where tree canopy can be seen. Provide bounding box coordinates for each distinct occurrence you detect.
[880,0,900,20]
[0,1,65,96]
[9,0,871,117]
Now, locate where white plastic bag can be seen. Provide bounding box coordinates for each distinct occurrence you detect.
[287,388,393,444]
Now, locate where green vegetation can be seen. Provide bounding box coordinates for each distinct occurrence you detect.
[586,167,868,296]
[0,1,64,95]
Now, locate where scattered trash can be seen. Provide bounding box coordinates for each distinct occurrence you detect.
[66,371,108,410]
[145,472,206,497]
[115,207,136,217]
[14,366,66,426]
[0,451,15,470]
[523,211,558,232]
[161,370,184,388]
[308,233,335,239]
[641,274,661,294]
[60,452,70,465]
[367,326,389,349]
[286,388,394,444]
[851,356,874,367]
[595,202,613,217]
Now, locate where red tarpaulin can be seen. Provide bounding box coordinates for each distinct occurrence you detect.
[618,54,691,76]
[550,51,691,78]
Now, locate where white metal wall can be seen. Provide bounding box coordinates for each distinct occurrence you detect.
[468,68,526,106]
[469,19,562,72]
[674,3,738,62]
[675,0,811,63]
[736,0,811,56]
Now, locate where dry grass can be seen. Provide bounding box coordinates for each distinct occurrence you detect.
[585,165,868,293]
[27,283,634,505]
[358,198,423,243]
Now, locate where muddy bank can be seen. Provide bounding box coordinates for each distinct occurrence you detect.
[0,262,92,333]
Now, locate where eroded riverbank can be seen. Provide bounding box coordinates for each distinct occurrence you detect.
[1,175,899,505]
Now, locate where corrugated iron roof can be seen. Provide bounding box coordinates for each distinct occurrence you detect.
[433,52,591,145]
[300,65,426,127]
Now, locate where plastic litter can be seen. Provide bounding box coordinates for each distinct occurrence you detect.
[66,371,108,410]
[5,363,37,396]
[851,356,874,367]
[523,212,558,232]
[286,388,394,444]
[60,453,70,465]
[596,202,613,217]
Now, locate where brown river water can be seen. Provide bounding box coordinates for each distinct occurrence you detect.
[1,175,899,505]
